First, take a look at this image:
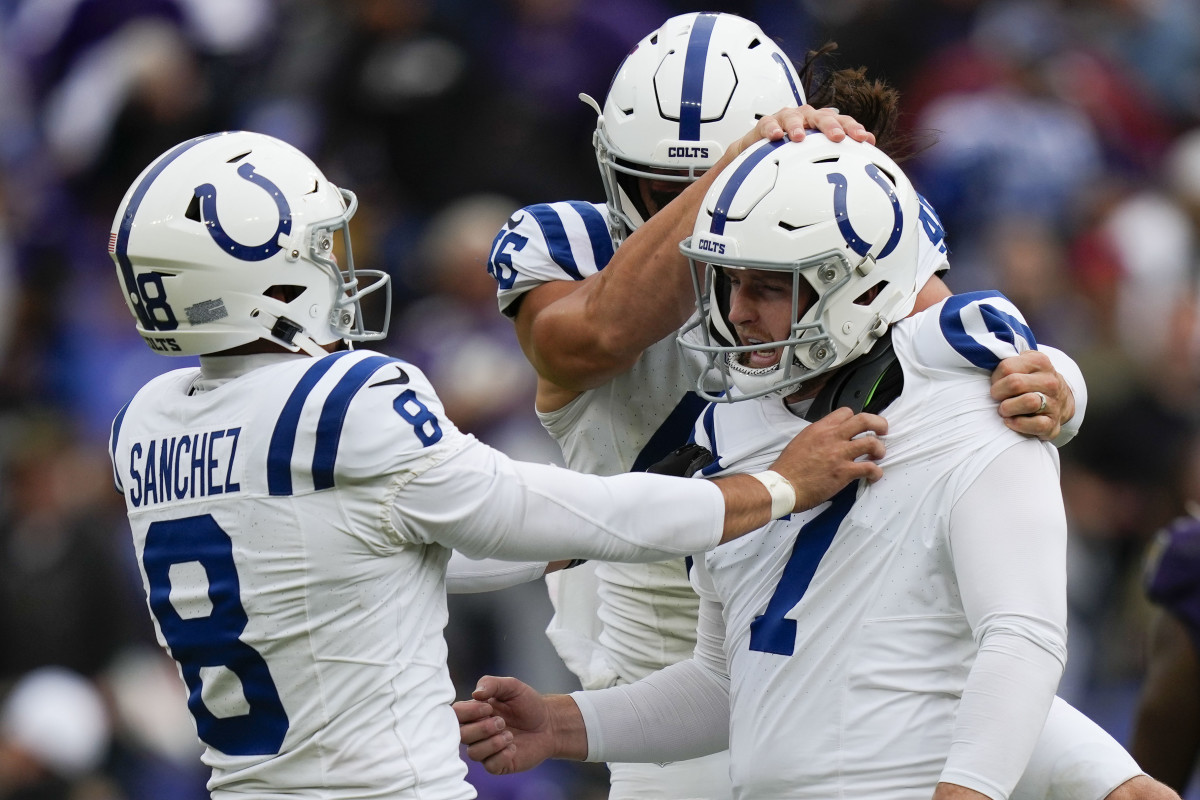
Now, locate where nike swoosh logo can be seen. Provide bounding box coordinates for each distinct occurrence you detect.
[507,213,524,229]
[370,366,410,387]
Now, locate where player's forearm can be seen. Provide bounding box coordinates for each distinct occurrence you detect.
[713,473,776,543]
[529,163,725,388]
[405,445,726,562]
[582,168,717,336]
[946,442,1068,797]
[941,634,1063,798]
[572,658,731,763]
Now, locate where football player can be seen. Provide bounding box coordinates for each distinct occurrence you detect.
[475,11,1099,800]
[104,130,886,799]
[459,134,1178,800]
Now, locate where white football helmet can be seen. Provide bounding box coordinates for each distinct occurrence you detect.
[110,131,390,357]
[679,133,922,402]
[589,12,806,246]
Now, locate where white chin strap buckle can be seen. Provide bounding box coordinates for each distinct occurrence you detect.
[270,315,329,357]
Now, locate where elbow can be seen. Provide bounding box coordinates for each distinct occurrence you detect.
[529,332,639,391]
[975,613,1069,673]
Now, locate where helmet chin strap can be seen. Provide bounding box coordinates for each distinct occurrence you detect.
[267,313,334,357]
[290,334,334,358]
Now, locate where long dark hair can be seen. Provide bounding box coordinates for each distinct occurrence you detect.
[799,42,923,162]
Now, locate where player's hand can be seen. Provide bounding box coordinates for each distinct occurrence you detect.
[724,105,874,164]
[455,676,582,774]
[770,407,888,512]
[989,351,1074,442]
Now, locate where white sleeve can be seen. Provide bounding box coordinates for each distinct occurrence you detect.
[392,441,724,562]
[941,439,1069,799]
[689,557,733,680]
[445,551,549,594]
[571,658,730,764]
[1038,344,1087,447]
[569,558,731,764]
[1012,696,1144,800]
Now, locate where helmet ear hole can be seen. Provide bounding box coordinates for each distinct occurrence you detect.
[264,285,307,303]
[853,281,887,307]
[873,165,899,186]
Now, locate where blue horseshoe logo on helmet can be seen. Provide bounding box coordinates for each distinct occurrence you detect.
[194,162,292,261]
[827,164,903,259]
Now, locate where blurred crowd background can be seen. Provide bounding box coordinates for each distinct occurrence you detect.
[0,0,1197,797]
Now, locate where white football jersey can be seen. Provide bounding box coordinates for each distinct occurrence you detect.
[108,350,732,799]
[490,201,714,691]
[693,292,1067,797]
[488,197,956,688]
[486,197,954,799]
[110,351,475,799]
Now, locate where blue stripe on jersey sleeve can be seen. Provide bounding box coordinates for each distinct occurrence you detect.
[268,351,352,496]
[110,400,131,494]
[312,356,398,491]
[526,204,585,280]
[631,391,709,472]
[565,201,615,269]
[938,291,1038,370]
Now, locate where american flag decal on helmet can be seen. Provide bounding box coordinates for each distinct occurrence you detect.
[108,232,118,254]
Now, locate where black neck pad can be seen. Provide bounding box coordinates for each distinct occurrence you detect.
[804,330,903,422]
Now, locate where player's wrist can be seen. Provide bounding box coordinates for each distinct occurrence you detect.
[546,694,588,761]
[751,470,796,519]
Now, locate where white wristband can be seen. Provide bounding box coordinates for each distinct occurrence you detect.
[751,470,796,519]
